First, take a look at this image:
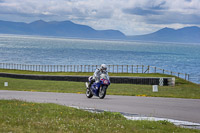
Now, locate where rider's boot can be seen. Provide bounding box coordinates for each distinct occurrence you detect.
[88,79,95,91]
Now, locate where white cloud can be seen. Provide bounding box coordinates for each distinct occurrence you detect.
[0,0,200,35]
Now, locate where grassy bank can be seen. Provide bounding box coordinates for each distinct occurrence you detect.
[0,100,199,133]
[0,69,200,99]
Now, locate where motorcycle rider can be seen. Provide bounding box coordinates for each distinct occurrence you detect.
[88,64,110,89]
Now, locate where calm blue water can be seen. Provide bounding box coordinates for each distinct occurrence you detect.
[0,34,199,83]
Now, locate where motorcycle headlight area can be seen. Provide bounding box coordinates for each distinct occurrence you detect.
[103,80,109,84]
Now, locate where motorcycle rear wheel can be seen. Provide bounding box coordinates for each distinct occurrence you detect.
[99,86,107,99]
[86,88,93,98]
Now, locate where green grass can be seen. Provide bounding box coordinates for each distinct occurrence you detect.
[0,69,200,99]
[0,100,199,133]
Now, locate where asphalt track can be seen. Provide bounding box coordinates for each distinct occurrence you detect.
[0,90,200,124]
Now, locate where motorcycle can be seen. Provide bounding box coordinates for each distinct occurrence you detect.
[85,74,110,99]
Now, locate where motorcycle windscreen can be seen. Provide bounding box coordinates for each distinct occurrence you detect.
[100,74,108,80]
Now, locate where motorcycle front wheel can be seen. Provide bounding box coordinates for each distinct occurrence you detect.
[86,88,93,98]
[99,86,107,99]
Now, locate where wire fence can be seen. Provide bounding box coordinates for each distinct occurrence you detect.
[0,63,190,81]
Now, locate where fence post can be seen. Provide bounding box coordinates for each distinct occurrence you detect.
[132,65,133,73]
[163,69,165,74]
[142,65,144,73]
[148,65,150,73]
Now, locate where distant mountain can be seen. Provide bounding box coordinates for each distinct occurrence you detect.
[0,20,200,43]
[128,26,200,43]
[0,20,125,39]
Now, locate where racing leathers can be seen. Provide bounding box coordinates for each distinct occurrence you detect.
[88,68,110,89]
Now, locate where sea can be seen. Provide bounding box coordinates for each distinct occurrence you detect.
[0,34,199,84]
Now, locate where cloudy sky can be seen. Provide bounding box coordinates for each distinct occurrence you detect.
[0,0,200,35]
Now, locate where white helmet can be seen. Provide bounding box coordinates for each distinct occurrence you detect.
[100,64,107,71]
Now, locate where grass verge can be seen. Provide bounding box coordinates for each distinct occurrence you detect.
[0,69,200,99]
[0,100,199,133]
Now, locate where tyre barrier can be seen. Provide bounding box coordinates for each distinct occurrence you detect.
[0,73,175,86]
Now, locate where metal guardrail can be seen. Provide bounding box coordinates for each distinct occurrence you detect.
[0,63,189,81]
